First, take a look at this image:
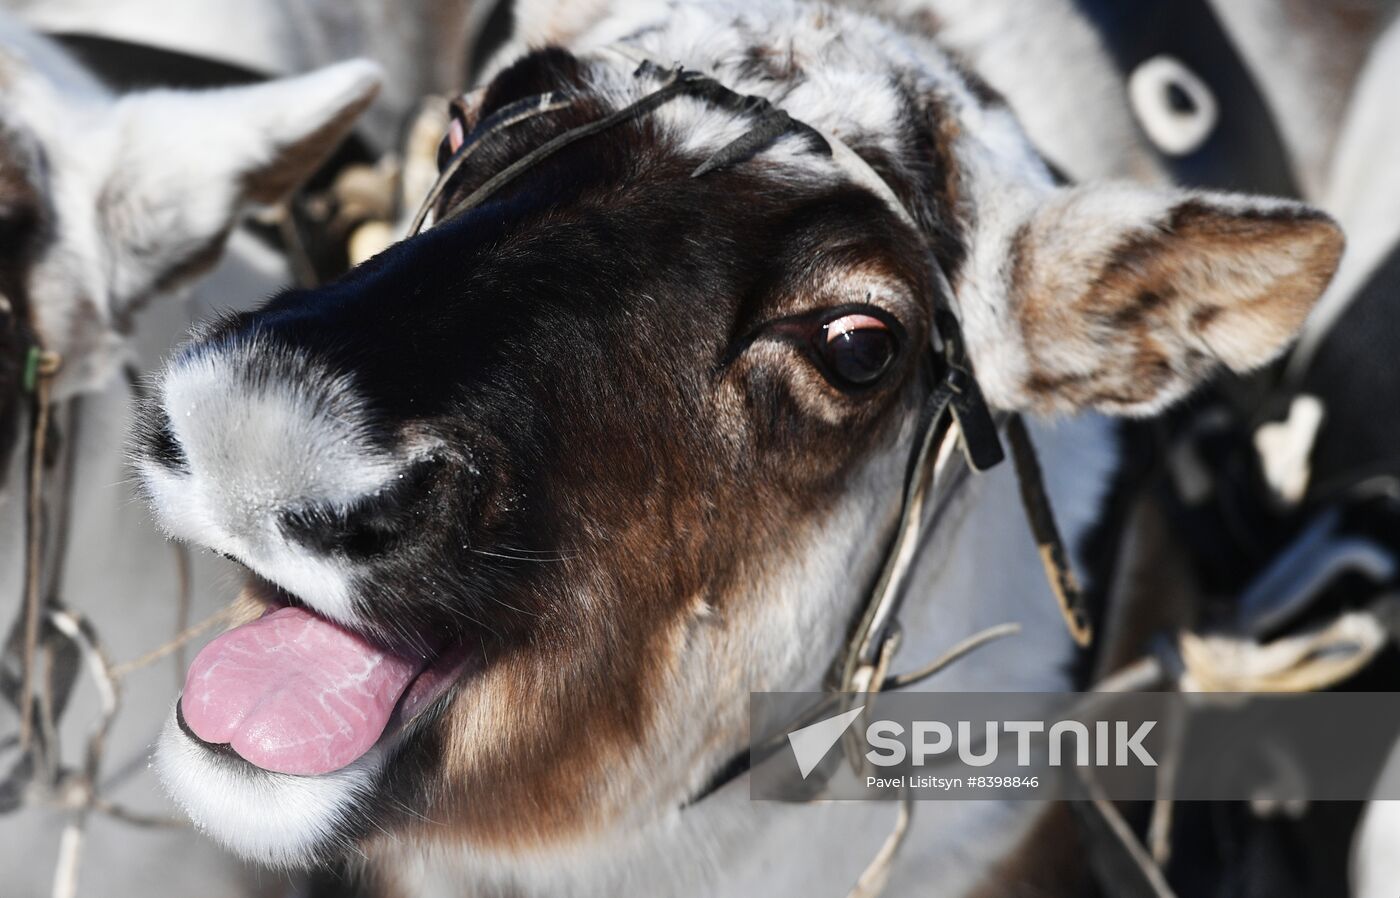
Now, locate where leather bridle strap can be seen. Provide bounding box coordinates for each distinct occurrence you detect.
[1006,415,1094,646]
[409,91,574,235]
[0,296,62,755]
[412,61,832,236]
[835,315,1006,695]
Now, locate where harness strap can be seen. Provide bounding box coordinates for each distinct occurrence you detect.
[684,621,1020,807]
[1006,415,1094,646]
[1067,787,1180,898]
[690,99,825,178]
[424,67,714,232]
[849,798,914,898]
[418,61,839,235]
[1074,0,1298,196]
[15,338,62,753]
[409,91,575,235]
[837,372,957,694]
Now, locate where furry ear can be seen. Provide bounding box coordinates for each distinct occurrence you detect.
[966,185,1344,416]
[100,59,381,308]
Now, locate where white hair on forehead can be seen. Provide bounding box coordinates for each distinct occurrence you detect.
[486,0,976,189]
[590,40,923,231]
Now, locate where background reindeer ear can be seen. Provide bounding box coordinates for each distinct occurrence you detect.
[100,59,381,309]
[967,185,1344,417]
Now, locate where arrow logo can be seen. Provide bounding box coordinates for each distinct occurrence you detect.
[787,705,864,779]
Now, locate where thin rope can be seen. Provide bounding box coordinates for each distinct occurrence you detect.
[169,543,194,688]
[431,67,697,229]
[881,622,1022,690]
[409,91,576,235]
[1005,414,1094,647]
[109,603,238,681]
[46,608,118,898]
[848,798,913,898]
[18,347,61,752]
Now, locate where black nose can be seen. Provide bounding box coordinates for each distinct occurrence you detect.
[278,455,444,559]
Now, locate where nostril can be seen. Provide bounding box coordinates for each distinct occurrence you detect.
[278,455,443,560]
[280,503,403,559]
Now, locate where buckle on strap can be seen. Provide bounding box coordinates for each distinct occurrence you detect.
[845,625,903,696]
[945,363,1004,472]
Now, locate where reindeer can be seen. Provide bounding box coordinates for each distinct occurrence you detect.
[132,0,1344,894]
[0,12,386,895]
[5,0,492,152]
[0,11,382,431]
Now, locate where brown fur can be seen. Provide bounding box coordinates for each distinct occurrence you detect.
[293,149,941,851]
[411,300,923,849]
[1010,198,1344,414]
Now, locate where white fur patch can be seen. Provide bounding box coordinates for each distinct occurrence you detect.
[139,340,412,626]
[154,707,384,868]
[1253,394,1324,505]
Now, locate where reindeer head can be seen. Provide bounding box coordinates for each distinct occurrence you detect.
[133,0,1342,880]
[0,13,381,426]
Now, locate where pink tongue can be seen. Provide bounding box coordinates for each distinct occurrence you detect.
[181,606,426,775]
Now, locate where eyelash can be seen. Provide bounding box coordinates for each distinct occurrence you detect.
[760,305,903,344]
[739,304,908,391]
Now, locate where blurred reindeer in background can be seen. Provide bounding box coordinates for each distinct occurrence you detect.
[0,6,410,896]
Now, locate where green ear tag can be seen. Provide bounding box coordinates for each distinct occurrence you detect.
[22,345,40,394]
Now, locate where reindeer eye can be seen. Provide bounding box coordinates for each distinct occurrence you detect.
[816,313,897,389]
